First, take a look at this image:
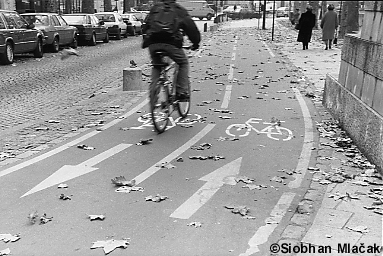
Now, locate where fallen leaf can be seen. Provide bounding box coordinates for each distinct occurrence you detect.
[88,215,106,221]
[0,248,10,256]
[111,176,136,187]
[242,184,260,190]
[59,194,72,200]
[40,213,53,224]
[225,205,249,216]
[176,157,184,162]
[115,186,144,193]
[242,215,256,220]
[61,48,79,60]
[57,183,68,189]
[136,138,153,146]
[145,194,168,202]
[77,144,95,150]
[235,176,254,184]
[28,211,39,224]
[91,239,130,254]
[155,162,176,169]
[187,222,202,227]
[0,234,20,243]
[191,143,212,150]
[346,226,369,234]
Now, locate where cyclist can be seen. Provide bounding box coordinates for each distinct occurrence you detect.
[142,0,201,101]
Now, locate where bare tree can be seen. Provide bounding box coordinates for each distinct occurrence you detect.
[339,1,359,39]
[82,0,94,13]
[104,0,112,11]
[64,0,72,13]
[309,1,320,29]
[320,1,327,19]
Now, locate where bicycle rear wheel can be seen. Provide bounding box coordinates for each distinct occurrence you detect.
[176,82,191,118]
[150,78,170,133]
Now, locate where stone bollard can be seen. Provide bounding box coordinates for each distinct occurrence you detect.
[123,67,142,91]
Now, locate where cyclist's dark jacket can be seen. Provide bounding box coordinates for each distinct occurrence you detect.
[142,0,201,49]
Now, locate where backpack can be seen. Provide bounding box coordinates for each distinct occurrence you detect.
[148,3,179,40]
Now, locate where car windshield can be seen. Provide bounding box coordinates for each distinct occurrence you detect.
[23,15,49,25]
[95,14,115,22]
[62,15,86,24]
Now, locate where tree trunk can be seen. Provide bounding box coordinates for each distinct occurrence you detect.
[339,1,359,39]
[82,0,94,13]
[320,0,327,19]
[64,0,72,13]
[104,0,112,11]
[309,1,320,29]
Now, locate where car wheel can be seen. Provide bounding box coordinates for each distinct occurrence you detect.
[33,38,44,58]
[89,33,97,46]
[206,14,213,20]
[199,17,203,20]
[116,30,122,40]
[130,27,136,37]
[124,29,129,38]
[138,27,143,35]
[51,37,60,53]
[0,42,14,65]
[103,33,109,43]
[71,34,78,49]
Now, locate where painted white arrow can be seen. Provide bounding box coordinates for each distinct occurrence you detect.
[21,143,132,198]
[170,157,242,219]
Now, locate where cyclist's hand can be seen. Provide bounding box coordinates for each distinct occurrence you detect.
[191,44,199,51]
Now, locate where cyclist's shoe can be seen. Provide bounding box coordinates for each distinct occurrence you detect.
[176,93,190,102]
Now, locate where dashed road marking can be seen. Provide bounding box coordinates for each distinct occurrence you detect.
[262,41,275,57]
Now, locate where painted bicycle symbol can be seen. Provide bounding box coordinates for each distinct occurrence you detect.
[130,113,202,130]
[226,118,293,141]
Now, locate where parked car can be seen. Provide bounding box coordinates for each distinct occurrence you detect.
[21,13,78,52]
[178,1,215,20]
[0,9,44,65]
[276,7,289,17]
[223,5,241,19]
[121,13,142,36]
[95,12,128,39]
[61,13,109,46]
[125,11,147,23]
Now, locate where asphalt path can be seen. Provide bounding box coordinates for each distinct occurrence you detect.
[0,21,318,256]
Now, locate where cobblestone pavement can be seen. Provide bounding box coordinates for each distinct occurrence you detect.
[0,38,149,164]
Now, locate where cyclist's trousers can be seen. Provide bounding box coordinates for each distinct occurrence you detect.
[149,43,190,95]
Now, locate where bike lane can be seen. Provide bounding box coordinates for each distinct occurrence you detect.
[0,25,319,256]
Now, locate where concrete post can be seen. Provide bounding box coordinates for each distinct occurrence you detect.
[123,67,143,91]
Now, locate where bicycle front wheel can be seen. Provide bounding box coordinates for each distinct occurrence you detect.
[150,78,170,133]
[177,83,191,118]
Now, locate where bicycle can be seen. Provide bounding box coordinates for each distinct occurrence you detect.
[226,118,293,141]
[149,46,194,133]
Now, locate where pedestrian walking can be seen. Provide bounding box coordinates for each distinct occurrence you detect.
[297,6,316,50]
[320,4,338,50]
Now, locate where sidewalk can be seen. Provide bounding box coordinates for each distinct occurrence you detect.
[218,18,382,255]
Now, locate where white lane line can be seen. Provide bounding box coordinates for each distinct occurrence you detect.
[170,157,242,219]
[22,143,133,197]
[240,88,314,255]
[228,64,234,80]
[221,84,232,109]
[133,124,215,185]
[0,99,149,179]
[289,88,314,188]
[262,41,275,57]
[239,192,296,256]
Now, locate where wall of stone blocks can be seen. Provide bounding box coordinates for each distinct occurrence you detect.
[324,1,383,173]
[323,75,383,173]
[338,35,383,116]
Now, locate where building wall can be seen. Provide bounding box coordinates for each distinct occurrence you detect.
[0,0,16,10]
[323,1,383,173]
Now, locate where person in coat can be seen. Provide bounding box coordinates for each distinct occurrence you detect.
[320,4,338,50]
[297,6,316,50]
